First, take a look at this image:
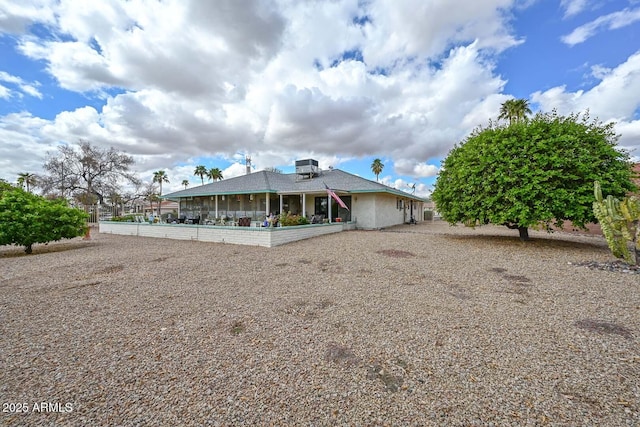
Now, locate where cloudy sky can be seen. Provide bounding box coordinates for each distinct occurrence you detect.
[1,0,639,197]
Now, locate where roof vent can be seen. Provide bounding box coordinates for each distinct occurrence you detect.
[295,159,319,180]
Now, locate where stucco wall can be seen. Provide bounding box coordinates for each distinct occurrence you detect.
[372,193,406,228]
[351,193,376,229]
[99,222,345,247]
[351,193,422,229]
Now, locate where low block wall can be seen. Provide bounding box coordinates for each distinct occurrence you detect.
[98,222,347,247]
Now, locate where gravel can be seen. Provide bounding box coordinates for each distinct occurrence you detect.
[1,221,639,426]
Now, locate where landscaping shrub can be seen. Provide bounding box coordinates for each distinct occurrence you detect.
[279,211,309,226]
[0,182,88,254]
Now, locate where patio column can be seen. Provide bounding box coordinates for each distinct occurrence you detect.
[215,195,218,219]
[265,192,270,216]
[279,194,283,215]
[302,193,306,217]
[328,194,332,222]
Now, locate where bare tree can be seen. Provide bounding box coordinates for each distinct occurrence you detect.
[140,182,159,216]
[40,140,140,204]
[263,167,283,174]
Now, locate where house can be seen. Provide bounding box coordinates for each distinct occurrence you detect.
[162,160,426,229]
[141,200,179,217]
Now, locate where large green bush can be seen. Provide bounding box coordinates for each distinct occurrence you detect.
[0,183,88,254]
[432,111,635,240]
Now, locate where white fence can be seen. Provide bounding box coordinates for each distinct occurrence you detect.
[85,204,125,223]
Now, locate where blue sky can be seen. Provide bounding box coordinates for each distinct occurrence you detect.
[1,0,639,198]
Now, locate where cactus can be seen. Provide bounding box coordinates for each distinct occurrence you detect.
[593,181,640,265]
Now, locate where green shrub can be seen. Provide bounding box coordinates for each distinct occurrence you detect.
[0,184,88,254]
[279,211,309,227]
[111,214,137,222]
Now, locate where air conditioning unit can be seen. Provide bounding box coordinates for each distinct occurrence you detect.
[295,159,319,179]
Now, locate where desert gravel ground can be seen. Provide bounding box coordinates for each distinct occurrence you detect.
[1,221,638,426]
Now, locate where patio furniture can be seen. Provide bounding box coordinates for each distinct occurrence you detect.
[238,217,251,227]
[186,216,200,225]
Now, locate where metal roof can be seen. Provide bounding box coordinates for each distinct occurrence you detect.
[163,169,426,201]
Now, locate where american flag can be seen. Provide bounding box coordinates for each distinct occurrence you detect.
[324,183,349,210]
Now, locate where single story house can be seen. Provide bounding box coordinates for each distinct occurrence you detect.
[162,160,426,229]
[142,200,179,216]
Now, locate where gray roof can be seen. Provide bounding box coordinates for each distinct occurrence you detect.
[163,169,425,201]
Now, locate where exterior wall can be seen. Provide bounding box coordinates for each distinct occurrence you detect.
[351,193,377,229]
[143,201,179,216]
[345,193,423,229]
[371,193,406,228]
[99,222,345,247]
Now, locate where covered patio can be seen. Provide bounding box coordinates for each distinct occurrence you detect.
[172,190,352,226]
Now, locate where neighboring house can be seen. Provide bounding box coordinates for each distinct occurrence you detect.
[142,200,179,216]
[162,160,426,229]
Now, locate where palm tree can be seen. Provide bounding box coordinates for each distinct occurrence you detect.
[194,165,207,185]
[371,159,384,182]
[17,172,37,192]
[208,167,224,181]
[152,170,169,216]
[146,193,160,219]
[498,98,532,125]
[181,179,189,189]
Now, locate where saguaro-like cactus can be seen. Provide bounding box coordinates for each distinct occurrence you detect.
[593,181,640,265]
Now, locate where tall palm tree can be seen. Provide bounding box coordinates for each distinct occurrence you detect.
[371,159,384,182]
[194,165,207,185]
[498,98,532,125]
[208,167,224,181]
[181,179,189,189]
[152,170,169,216]
[17,172,37,192]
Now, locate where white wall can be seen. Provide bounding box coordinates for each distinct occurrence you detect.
[295,192,423,229]
[99,222,346,247]
[373,193,406,228]
[351,193,376,229]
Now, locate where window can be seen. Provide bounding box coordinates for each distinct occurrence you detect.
[315,195,351,221]
[314,197,328,216]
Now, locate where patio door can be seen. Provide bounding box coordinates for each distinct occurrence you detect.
[314,196,351,222]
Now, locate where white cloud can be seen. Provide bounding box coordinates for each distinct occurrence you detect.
[0,0,525,184]
[0,84,9,99]
[0,0,56,33]
[0,112,58,182]
[380,176,432,198]
[394,159,439,178]
[0,71,42,98]
[531,50,640,121]
[561,7,640,46]
[560,0,591,18]
[531,50,640,157]
[361,0,522,67]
